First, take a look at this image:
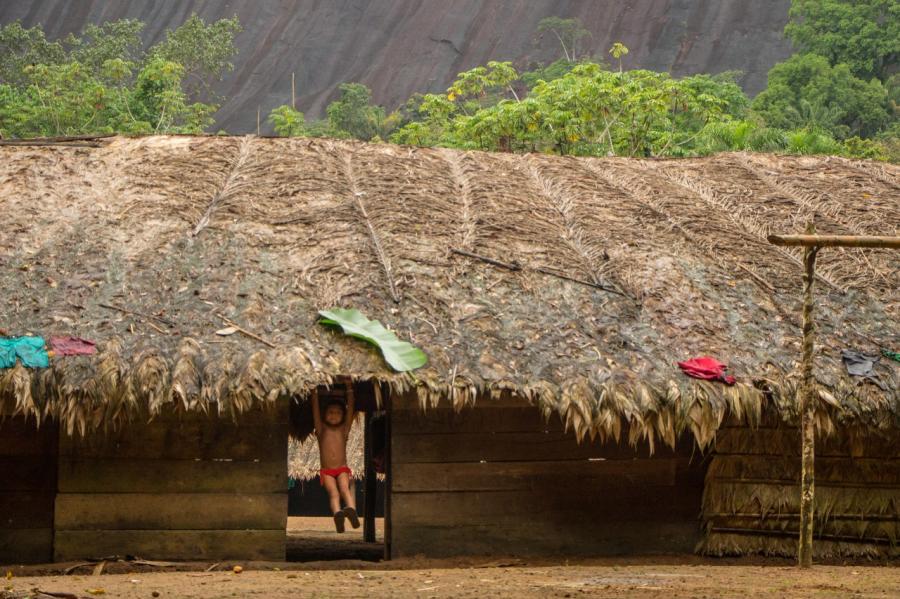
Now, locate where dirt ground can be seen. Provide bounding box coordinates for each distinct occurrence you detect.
[2,519,898,598]
[4,562,899,599]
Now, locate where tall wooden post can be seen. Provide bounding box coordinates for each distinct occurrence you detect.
[384,401,392,560]
[291,72,296,110]
[798,230,819,568]
[363,410,377,542]
[767,231,900,568]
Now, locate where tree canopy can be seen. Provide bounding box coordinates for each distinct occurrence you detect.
[389,61,752,157]
[535,17,590,62]
[752,53,891,139]
[786,0,899,82]
[5,10,894,162]
[326,82,390,141]
[0,14,240,138]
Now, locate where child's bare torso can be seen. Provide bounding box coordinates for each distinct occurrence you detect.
[317,424,349,469]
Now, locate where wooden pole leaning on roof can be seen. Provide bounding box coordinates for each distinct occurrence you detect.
[769,228,900,568]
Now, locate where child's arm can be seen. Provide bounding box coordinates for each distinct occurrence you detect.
[310,388,321,435]
[343,380,356,434]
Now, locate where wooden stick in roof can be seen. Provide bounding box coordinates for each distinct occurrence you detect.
[768,234,900,249]
[768,228,900,569]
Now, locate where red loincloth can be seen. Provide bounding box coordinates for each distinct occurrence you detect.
[319,465,352,486]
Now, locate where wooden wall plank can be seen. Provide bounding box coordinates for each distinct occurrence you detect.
[713,428,888,458]
[0,416,57,564]
[55,493,287,531]
[143,403,288,425]
[393,459,681,492]
[0,492,55,529]
[54,530,286,561]
[392,430,680,463]
[58,459,286,494]
[392,407,564,434]
[389,404,707,558]
[59,422,289,461]
[0,417,58,457]
[52,406,289,562]
[391,520,700,557]
[0,457,57,491]
[708,454,900,485]
[0,529,53,564]
[392,487,701,527]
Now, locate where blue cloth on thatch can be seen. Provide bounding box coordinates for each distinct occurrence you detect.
[0,336,50,368]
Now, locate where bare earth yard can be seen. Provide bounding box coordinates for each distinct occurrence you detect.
[4,563,899,599]
[2,519,897,598]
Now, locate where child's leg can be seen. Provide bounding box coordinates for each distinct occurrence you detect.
[336,472,356,510]
[322,475,342,514]
[337,472,360,529]
[323,475,346,532]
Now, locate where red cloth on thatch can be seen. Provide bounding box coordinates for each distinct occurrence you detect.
[677,356,736,385]
[49,336,96,356]
[319,465,352,486]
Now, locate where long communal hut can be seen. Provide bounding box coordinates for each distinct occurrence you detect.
[0,136,897,563]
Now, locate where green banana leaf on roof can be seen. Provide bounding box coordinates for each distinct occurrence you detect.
[318,308,427,372]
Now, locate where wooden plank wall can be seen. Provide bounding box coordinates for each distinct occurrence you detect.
[0,416,58,564]
[390,393,708,557]
[54,403,289,561]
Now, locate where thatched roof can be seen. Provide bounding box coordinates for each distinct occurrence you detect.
[1,136,897,447]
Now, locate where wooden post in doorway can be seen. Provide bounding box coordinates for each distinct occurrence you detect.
[384,401,392,560]
[768,230,900,567]
[363,410,377,543]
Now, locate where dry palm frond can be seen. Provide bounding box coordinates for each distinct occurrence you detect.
[698,426,900,558]
[826,155,900,192]
[648,162,846,293]
[340,150,401,303]
[191,136,255,237]
[439,148,479,251]
[523,157,608,286]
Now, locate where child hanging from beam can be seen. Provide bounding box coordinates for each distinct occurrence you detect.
[311,381,360,533]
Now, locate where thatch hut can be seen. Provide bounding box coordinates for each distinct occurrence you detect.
[0,136,897,563]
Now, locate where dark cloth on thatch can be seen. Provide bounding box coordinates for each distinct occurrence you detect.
[841,349,886,390]
[49,336,97,356]
[0,136,897,445]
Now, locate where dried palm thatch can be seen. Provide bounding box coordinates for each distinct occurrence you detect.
[700,424,899,558]
[0,136,896,444]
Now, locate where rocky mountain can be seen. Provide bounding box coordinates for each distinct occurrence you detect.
[1,0,794,133]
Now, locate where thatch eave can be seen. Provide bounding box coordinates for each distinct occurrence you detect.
[2,339,896,447]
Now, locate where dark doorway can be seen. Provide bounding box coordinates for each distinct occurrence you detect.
[285,384,387,562]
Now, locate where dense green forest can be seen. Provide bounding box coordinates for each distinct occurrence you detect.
[1,0,897,161]
[0,15,240,136]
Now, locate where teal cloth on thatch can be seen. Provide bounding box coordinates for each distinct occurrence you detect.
[0,336,49,368]
[883,349,900,363]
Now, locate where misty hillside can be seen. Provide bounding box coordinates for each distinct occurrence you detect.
[1,0,794,133]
